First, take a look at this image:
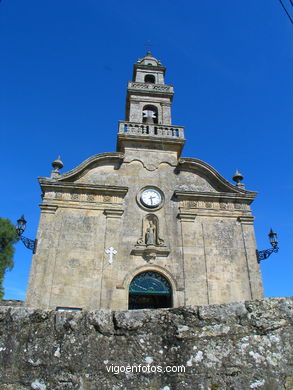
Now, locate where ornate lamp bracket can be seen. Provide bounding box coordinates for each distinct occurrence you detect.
[256,228,279,263]
[256,247,279,263]
[16,215,37,254]
[19,236,37,254]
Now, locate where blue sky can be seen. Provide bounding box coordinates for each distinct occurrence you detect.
[1,0,292,301]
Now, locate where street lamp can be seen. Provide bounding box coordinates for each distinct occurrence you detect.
[268,228,278,248]
[256,228,279,263]
[16,215,37,254]
[16,215,26,235]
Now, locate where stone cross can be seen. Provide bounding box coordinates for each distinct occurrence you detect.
[105,247,117,264]
[145,40,152,53]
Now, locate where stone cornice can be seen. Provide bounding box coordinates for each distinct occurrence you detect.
[40,202,123,212]
[39,183,128,209]
[178,158,257,197]
[175,191,255,203]
[133,63,166,73]
[127,84,174,100]
[39,181,128,197]
[175,191,254,215]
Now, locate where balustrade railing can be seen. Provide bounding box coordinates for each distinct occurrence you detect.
[128,82,174,93]
[118,121,184,139]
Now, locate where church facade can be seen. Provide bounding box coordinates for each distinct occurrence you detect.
[26,52,264,311]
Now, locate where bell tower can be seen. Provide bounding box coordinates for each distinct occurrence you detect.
[117,51,185,156]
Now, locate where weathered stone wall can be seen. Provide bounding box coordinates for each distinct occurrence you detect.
[0,297,292,390]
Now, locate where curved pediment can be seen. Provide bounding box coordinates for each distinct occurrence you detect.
[50,152,124,183]
[177,157,257,197]
[38,153,256,204]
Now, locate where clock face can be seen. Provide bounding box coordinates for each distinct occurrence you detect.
[141,189,162,208]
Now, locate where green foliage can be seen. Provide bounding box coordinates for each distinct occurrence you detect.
[0,218,19,299]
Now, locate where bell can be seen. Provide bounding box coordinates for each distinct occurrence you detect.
[143,110,156,124]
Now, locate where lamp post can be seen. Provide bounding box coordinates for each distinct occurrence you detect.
[16,215,37,254]
[256,228,279,263]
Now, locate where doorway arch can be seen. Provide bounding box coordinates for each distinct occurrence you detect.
[128,271,172,310]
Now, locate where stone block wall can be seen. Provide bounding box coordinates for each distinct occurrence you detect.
[0,297,292,390]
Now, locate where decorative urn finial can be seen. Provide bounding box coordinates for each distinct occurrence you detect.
[232,169,245,189]
[51,155,64,178]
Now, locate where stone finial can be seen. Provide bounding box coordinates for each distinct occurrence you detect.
[232,169,245,189]
[51,155,64,178]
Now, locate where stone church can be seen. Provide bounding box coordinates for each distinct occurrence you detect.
[26,52,264,311]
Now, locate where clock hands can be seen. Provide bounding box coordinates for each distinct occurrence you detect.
[149,195,155,205]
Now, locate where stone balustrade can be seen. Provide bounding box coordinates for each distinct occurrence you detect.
[128,81,174,93]
[118,121,185,139]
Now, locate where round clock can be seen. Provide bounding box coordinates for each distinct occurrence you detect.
[140,189,162,208]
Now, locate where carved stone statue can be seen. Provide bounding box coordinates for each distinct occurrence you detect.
[137,214,165,247]
[146,220,156,245]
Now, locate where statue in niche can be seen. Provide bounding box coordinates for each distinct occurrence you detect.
[132,214,170,261]
[137,214,164,246]
[146,220,156,245]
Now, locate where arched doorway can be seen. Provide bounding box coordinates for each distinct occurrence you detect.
[128,271,172,310]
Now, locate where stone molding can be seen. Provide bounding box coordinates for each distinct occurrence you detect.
[39,182,128,207]
[131,245,170,261]
[103,209,124,218]
[134,62,166,72]
[39,204,58,214]
[238,215,255,224]
[178,158,257,197]
[175,190,254,215]
[177,212,197,222]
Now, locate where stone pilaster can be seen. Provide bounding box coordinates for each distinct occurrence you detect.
[177,212,209,306]
[99,208,124,309]
[238,216,264,299]
[26,205,59,308]
[161,102,171,124]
